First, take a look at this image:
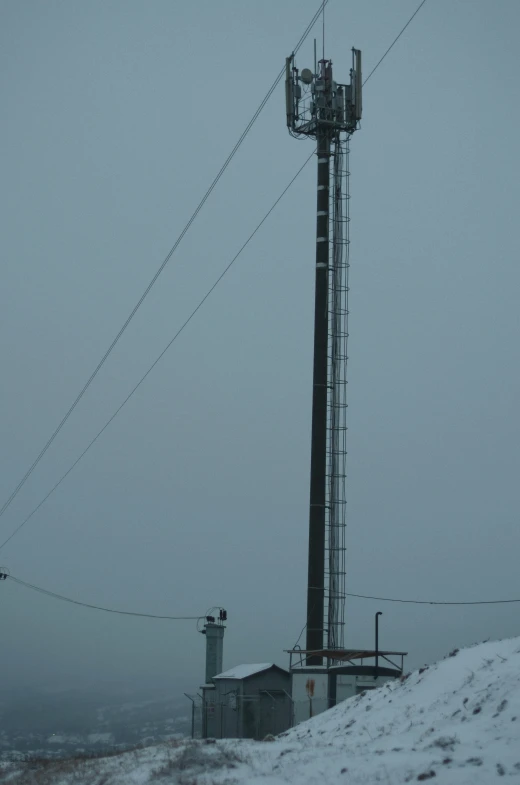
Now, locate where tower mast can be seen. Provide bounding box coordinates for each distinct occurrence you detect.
[286,47,362,664]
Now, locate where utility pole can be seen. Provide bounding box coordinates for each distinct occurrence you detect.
[286,47,362,665]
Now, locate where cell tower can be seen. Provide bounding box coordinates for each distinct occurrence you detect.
[286,47,362,663]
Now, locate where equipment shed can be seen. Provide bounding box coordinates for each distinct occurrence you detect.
[202,663,292,740]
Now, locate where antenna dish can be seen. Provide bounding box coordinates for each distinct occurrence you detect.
[300,68,313,85]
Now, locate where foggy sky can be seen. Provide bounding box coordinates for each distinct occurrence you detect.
[1,0,519,698]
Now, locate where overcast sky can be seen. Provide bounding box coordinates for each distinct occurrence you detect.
[1,0,519,697]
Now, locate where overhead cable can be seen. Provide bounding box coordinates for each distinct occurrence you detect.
[6,575,202,619]
[1,0,430,550]
[346,592,520,606]
[0,152,315,552]
[0,1,329,524]
[363,0,428,86]
[5,574,520,621]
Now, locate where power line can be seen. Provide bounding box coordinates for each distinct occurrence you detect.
[0,151,315,552]
[346,592,520,606]
[5,572,520,631]
[5,575,201,620]
[309,586,520,605]
[0,0,429,552]
[363,0,428,86]
[293,588,520,640]
[0,1,328,525]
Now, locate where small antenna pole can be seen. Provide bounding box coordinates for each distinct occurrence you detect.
[322,0,325,60]
[314,38,317,75]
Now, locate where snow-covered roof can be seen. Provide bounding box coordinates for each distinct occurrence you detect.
[213,663,286,680]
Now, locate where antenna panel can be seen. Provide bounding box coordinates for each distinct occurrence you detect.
[353,49,362,121]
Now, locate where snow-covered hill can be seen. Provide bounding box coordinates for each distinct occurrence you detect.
[3,636,520,784]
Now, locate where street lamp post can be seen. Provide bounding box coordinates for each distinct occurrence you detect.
[375,612,383,680]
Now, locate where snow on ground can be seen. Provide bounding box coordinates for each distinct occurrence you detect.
[3,636,520,784]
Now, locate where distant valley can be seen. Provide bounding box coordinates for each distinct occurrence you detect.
[0,685,192,760]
